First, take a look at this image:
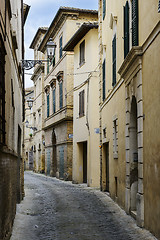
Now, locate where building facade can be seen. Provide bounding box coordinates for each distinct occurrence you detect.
[24,87,34,170]
[64,22,100,187]
[38,7,98,180]
[99,0,160,238]
[29,27,48,173]
[0,1,29,239]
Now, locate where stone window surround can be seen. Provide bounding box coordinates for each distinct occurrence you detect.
[113,115,118,159]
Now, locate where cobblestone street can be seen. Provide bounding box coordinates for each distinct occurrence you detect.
[10,172,157,240]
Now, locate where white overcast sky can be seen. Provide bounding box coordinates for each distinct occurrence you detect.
[24,0,98,88]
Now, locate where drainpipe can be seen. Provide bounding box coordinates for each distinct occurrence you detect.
[98,0,103,191]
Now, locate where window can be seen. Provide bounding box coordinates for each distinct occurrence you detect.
[112,35,116,87]
[103,0,106,20]
[159,0,160,12]
[113,117,118,159]
[124,1,130,58]
[47,59,49,74]
[59,81,63,109]
[102,59,106,101]
[47,94,50,117]
[80,40,85,66]
[79,90,84,117]
[53,88,56,113]
[59,36,63,59]
[132,0,139,46]
[0,41,6,145]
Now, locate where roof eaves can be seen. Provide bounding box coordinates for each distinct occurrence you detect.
[63,22,98,51]
[30,27,48,49]
[38,7,98,53]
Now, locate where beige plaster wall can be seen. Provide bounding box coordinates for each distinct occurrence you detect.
[73,28,100,187]
[142,34,160,239]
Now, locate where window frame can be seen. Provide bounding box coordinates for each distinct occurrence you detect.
[47,94,50,118]
[102,59,106,101]
[103,0,106,20]
[53,87,56,114]
[79,90,85,117]
[132,0,139,46]
[79,40,85,66]
[112,34,116,87]
[59,81,63,109]
[59,35,63,59]
[124,1,130,58]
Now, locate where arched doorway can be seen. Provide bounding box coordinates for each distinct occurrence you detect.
[129,96,138,214]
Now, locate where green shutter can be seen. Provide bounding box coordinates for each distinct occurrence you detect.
[59,82,63,109]
[102,59,106,101]
[112,35,116,87]
[47,59,49,74]
[47,95,49,117]
[124,1,129,58]
[132,0,139,46]
[103,0,106,20]
[53,89,56,113]
[59,36,62,59]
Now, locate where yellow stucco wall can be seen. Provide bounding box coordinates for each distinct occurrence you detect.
[143,34,160,239]
[73,28,100,188]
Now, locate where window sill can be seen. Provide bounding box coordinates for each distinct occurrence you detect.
[113,152,118,159]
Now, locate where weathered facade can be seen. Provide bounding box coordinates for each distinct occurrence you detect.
[0,1,29,239]
[64,21,100,187]
[23,87,34,170]
[99,0,160,238]
[29,27,48,173]
[38,7,98,180]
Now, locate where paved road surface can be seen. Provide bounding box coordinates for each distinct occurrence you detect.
[10,171,157,240]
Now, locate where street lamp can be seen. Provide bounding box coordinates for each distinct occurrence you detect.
[22,38,56,70]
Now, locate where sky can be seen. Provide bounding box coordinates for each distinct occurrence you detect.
[24,0,98,88]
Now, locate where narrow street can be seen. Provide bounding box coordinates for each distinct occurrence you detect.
[10,172,156,240]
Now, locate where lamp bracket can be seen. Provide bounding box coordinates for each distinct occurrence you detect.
[21,60,48,70]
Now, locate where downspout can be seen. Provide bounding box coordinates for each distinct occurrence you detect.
[98,0,103,191]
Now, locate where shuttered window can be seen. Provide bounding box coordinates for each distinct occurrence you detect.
[103,0,106,20]
[79,90,84,117]
[47,59,49,74]
[59,36,63,59]
[112,35,116,87]
[53,88,56,114]
[132,0,139,46]
[124,1,130,58]
[80,40,85,65]
[102,59,106,101]
[0,43,6,145]
[47,94,50,117]
[59,81,63,109]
